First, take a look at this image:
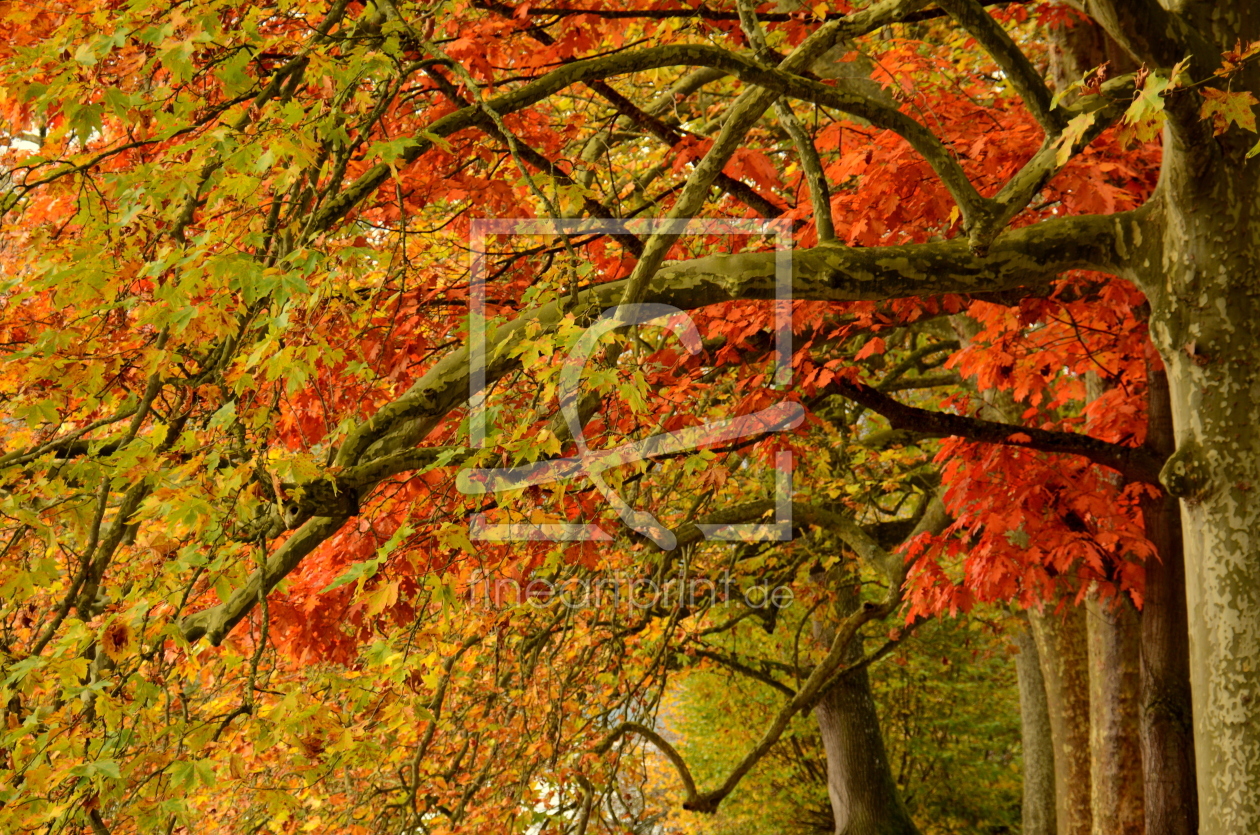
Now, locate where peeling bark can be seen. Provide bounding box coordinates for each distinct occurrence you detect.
[1076,6,1260,828]
[1135,54,1260,835]
[1086,593,1144,835]
[1147,168,1260,834]
[1030,605,1093,835]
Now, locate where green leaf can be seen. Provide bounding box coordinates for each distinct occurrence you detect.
[367,137,414,162]
[73,42,98,67]
[1120,73,1171,145]
[217,50,254,96]
[66,102,104,142]
[206,401,238,431]
[213,575,234,605]
[70,759,121,780]
[319,557,382,594]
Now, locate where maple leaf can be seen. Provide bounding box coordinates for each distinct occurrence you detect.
[854,336,885,360]
[1118,71,1171,145]
[1055,112,1097,166]
[1199,88,1259,136]
[101,620,134,662]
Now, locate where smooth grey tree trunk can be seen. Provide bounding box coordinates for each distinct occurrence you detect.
[1140,65,1260,835]
[1081,5,1260,828]
[1016,620,1058,835]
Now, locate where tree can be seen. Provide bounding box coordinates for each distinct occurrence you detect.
[0,0,1256,833]
[661,608,1022,835]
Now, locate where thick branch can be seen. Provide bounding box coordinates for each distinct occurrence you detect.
[831,378,1166,483]
[938,0,1063,133]
[523,1,1029,23]
[336,211,1125,469]
[181,515,349,644]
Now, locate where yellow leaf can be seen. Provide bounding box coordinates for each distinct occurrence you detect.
[1200,88,1259,135]
[365,580,399,618]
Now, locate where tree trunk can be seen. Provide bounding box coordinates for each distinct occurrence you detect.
[1083,6,1260,828]
[1138,363,1198,835]
[1016,619,1058,835]
[1152,191,1260,833]
[1140,60,1260,832]
[1047,8,1137,93]
[814,667,921,835]
[1029,605,1093,835]
[812,575,920,835]
[1086,593,1145,835]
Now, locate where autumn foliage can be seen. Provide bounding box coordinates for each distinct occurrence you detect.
[0,0,1246,832]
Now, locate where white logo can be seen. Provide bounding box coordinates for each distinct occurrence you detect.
[459,219,797,549]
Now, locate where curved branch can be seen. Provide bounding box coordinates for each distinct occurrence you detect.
[338,211,1128,468]
[523,1,1029,23]
[738,0,834,239]
[475,0,783,218]
[309,38,985,236]
[611,10,868,309]
[596,721,701,806]
[938,0,1063,133]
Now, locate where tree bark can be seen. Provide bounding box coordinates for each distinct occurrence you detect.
[1076,5,1260,829]
[813,576,921,835]
[1086,593,1145,835]
[1016,619,1059,835]
[1047,7,1137,93]
[1137,362,1198,835]
[1029,605,1093,835]
[1138,49,1260,833]
[1150,167,1260,835]
[814,668,921,835]
[1081,373,1143,835]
